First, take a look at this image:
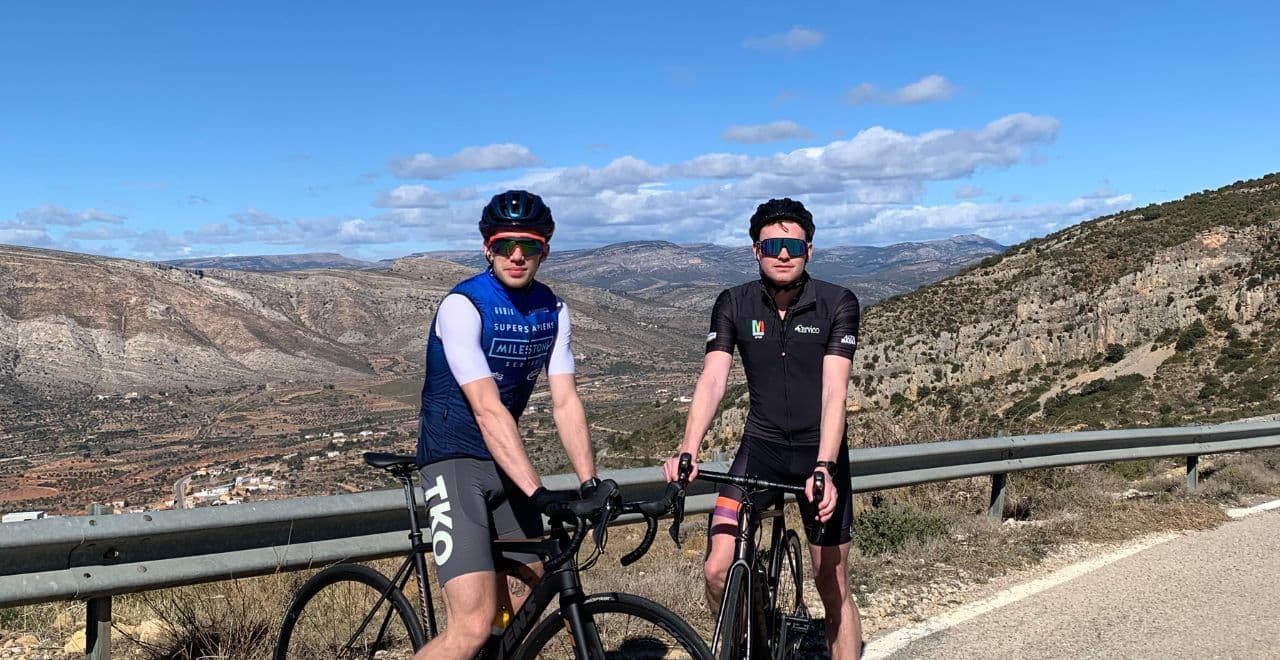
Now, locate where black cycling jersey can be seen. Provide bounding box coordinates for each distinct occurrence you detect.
[706,273,860,446]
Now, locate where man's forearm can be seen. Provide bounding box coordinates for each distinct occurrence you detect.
[818,355,853,464]
[475,406,543,495]
[817,390,846,463]
[553,395,595,483]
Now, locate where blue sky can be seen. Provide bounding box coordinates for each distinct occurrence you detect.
[2,2,1277,261]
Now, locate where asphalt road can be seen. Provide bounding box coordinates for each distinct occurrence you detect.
[870,505,1280,659]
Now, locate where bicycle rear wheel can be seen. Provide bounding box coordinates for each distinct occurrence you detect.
[713,563,751,660]
[515,592,711,660]
[275,563,425,659]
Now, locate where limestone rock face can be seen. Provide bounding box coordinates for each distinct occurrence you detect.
[849,174,1280,409]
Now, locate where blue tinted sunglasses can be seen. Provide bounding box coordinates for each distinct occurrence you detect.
[755,237,808,258]
[488,236,546,257]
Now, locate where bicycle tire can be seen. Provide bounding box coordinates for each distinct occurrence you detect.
[768,529,805,658]
[714,563,752,660]
[275,563,425,660]
[515,591,711,660]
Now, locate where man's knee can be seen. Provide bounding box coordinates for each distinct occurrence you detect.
[448,604,496,647]
[703,534,734,590]
[703,553,730,590]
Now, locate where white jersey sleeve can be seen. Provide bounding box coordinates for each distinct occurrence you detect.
[434,294,494,386]
[547,301,575,376]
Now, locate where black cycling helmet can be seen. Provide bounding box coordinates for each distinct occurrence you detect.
[479,190,555,241]
[748,198,814,241]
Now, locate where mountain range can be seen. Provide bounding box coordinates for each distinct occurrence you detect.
[5,173,1278,438]
[165,235,1006,308]
[0,248,702,397]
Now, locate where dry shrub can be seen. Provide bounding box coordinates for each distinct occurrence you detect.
[1215,461,1280,495]
[120,574,299,660]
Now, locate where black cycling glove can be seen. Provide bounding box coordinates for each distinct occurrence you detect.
[530,487,578,515]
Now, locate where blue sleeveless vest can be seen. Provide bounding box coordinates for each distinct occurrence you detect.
[416,270,561,465]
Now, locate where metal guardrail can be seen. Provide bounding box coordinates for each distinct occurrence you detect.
[2,421,1279,654]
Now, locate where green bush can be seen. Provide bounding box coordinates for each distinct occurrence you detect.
[854,502,948,556]
[1175,320,1209,352]
[1102,459,1156,481]
[1195,295,1218,314]
[1104,343,1126,363]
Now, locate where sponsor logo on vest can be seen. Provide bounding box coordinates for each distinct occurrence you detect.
[488,336,556,359]
[794,324,821,334]
[422,475,454,565]
[751,320,766,339]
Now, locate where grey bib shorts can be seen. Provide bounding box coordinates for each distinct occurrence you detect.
[418,458,544,585]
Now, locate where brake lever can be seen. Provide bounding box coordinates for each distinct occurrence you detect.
[592,497,611,550]
[812,470,826,528]
[669,452,693,548]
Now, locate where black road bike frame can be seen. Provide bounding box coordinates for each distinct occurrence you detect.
[676,453,825,660]
[319,452,686,659]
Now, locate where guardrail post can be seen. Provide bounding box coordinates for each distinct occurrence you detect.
[86,503,112,660]
[988,473,1007,519]
[1186,455,1199,492]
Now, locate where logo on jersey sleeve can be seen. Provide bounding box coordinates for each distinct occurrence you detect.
[840,335,857,347]
[706,331,717,343]
[750,320,766,339]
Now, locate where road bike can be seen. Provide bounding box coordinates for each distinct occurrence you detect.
[274,452,712,659]
[672,453,823,660]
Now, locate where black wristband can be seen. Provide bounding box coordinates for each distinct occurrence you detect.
[814,460,837,473]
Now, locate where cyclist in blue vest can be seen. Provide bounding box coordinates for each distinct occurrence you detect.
[664,198,864,658]
[414,190,598,660]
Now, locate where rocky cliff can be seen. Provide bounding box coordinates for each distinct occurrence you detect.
[852,174,1280,429]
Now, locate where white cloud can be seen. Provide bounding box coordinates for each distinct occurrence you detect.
[722,120,813,144]
[185,223,242,243]
[373,185,450,209]
[0,225,54,246]
[894,74,958,104]
[16,204,125,226]
[845,83,880,105]
[743,27,825,52]
[389,143,540,179]
[833,191,1135,245]
[65,226,140,240]
[336,219,406,245]
[231,208,285,227]
[846,74,959,105]
[487,113,1056,206]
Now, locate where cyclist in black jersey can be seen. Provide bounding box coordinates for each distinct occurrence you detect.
[664,197,864,659]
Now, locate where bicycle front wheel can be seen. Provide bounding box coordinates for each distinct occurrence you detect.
[713,563,751,660]
[515,592,711,660]
[768,529,805,655]
[275,563,425,660]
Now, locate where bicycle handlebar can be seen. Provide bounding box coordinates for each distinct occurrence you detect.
[696,469,807,496]
[618,481,684,566]
[539,478,689,570]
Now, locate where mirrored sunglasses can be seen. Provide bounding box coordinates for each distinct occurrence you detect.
[755,237,808,258]
[488,236,546,257]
